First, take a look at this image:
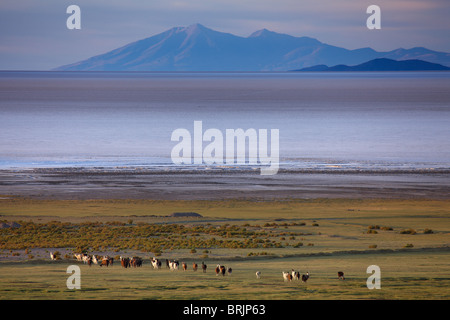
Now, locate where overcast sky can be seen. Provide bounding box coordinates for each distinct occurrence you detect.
[1,0,449,70]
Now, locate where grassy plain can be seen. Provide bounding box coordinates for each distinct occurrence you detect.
[0,251,449,300]
[0,197,449,299]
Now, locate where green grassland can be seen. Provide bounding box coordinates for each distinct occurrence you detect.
[0,251,448,300]
[0,197,449,299]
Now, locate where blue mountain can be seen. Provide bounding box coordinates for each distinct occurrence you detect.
[55,24,450,71]
[296,58,450,72]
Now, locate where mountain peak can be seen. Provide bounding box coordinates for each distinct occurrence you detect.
[170,23,210,36]
[249,28,279,38]
[184,23,208,32]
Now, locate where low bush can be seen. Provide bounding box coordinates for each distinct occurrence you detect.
[293,242,303,248]
[400,229,416,235]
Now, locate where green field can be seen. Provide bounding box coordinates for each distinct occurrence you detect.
[0,198,449,299]
[0,251,448,300]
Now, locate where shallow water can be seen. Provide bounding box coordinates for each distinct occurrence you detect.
[0,71,449,171]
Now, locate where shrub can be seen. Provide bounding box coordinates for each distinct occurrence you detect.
[423,229,434,234]
[400,229,416,235]
[404,243,414,248]
[248,251,270,256]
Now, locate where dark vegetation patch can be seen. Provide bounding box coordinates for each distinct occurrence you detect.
[0,220,309,253]
[168,212,203,217]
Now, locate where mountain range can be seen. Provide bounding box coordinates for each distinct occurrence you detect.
[55,23,450,71]
[296,58,450,72]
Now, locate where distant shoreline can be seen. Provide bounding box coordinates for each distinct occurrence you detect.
[1,70,449,74]
[294,58,450,72]
[2,166,449,174]
[1,167,449,201]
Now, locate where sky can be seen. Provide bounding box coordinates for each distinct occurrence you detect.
[1,0,449,70]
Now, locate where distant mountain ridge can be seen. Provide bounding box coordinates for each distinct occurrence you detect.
[55,23,450,71]
[296,58,450,72]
